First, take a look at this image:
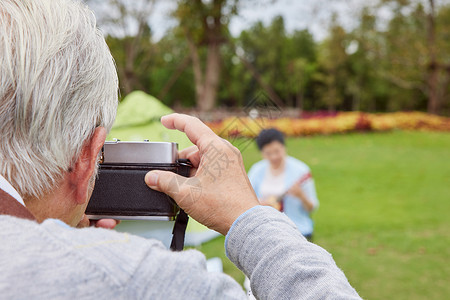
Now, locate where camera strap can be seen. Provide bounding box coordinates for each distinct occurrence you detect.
[170,209,189,251]
[170,158,192,251]
[170,159,193,251]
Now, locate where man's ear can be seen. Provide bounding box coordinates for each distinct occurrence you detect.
[69,127,107,205]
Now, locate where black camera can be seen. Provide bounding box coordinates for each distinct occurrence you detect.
[86,140,192,221]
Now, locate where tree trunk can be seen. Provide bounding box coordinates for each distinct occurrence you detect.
[120,17,150,95]
[123,40,136,94]
[186,36,205,109]
[199,42,221,111]
[439,65,450,115]
[427,0,440,114]
[296,92,304,112]
[427,64,439,114]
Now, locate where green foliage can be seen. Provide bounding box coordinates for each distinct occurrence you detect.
[106,27,154,96]
[148,32,196,107]
[236,17,319,108]
[98,0,450,114]
[347,8,390,111]
[174,0,238,44]
[317,16,350,111]
[383,2,428,110]
[196,131,450,299]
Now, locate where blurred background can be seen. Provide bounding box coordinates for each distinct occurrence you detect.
[87,1,450,299]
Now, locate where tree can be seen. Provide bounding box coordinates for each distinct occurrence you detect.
[436,5,450,114]
[173,0,238,111]
[380,0,450,114]
[347,7,391,112]
[286,30,318,110]
[236,17,319,109]
[151,31,196,107]
[87,0,158,95]
[317,15,351,111]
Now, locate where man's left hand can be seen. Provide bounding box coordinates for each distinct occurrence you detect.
[90,218,120,229]
[77,214,119,229]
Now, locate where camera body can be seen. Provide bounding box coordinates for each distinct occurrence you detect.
[86,140,191,221]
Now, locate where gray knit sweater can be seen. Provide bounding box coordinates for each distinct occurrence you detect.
[0,206,361,299]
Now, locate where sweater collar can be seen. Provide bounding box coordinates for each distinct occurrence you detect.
[0,174,36,221]
[0,174,25,206]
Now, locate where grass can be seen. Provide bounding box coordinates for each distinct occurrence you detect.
[194,130,450,300]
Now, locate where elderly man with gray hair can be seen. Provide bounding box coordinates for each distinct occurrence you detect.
[0,0,361,299]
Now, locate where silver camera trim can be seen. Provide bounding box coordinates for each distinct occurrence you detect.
[86,214,174,221]
[102,140,178,164]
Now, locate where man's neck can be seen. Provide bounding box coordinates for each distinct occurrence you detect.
[23,177,87,227]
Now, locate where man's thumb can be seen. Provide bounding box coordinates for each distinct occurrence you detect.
[145,170,180,199]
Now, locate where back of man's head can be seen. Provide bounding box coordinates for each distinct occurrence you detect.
[0,0,118,199]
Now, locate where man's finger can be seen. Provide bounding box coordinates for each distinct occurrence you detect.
[161,114,216,149]
[179,146,200,167]
[179,145,198,159]
[94,219,119,229]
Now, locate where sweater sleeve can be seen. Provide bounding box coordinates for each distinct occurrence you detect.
[225,206,361,300]
[131,247,248,299]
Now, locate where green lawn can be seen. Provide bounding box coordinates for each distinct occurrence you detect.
[194,131,450,300]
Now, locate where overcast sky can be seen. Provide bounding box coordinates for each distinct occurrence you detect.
[145,0,387,41]
[91,0,394,41]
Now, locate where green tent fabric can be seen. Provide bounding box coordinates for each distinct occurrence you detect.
[108,91,219,246]
[107,90,191,149]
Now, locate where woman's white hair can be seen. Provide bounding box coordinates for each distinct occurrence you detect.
[0,0,118,198]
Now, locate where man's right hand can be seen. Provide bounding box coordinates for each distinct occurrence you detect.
[144,113,259,235]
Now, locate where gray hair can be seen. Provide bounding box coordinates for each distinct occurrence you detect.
[0,0,118,198]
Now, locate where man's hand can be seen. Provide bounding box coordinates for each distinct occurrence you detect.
[144,113,259,235]
[90,219,120,229]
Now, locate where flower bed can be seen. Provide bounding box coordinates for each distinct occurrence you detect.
[206,112,450,138]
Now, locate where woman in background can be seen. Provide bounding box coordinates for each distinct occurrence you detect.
[248,128,319,241]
